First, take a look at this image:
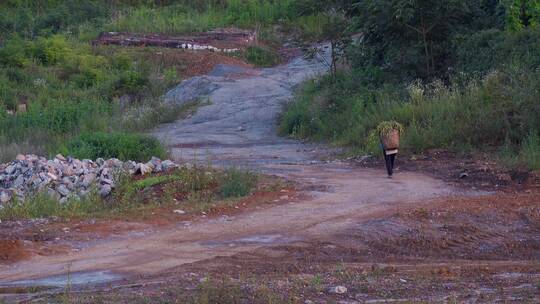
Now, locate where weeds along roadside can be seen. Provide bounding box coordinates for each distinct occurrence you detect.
[280,67,540,171]
[0,166,260,221]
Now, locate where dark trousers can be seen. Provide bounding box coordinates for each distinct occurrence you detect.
[383,150,396,176]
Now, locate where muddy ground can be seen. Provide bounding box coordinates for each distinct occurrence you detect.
[1,39,539,303]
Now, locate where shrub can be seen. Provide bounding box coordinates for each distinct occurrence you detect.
[62,132,167,162]
[219,168,258,198]
[520,132,540,170]
[0,37,31,67]
[456,27,540,76]
[245,46,280,67]
[116,69,148,95]
[32,35,72,65]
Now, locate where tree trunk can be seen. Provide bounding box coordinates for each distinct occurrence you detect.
[420,17,431,77]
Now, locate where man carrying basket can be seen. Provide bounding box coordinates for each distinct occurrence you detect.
[377,121,404,178]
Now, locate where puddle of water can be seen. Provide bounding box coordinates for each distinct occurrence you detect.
[201,234,298,247]
[1,270,122,288]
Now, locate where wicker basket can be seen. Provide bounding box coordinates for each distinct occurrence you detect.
[381,129,400,150]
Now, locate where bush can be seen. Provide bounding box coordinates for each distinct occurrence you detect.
[520,132,540,170]
[219,168,258,198]
[0,37,31,67]
[245,46,280,67]
[456,27,540,76]
[62,132,167,161]
[32,35,72,65]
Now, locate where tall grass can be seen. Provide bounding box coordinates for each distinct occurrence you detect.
[281,67,540,169]
[106,0,297,34]
[0,35,185,160]
[0,191,105,220]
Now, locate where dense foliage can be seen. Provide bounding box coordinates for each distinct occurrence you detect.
[281,0,540,170]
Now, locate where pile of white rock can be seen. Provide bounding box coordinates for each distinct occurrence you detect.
[0,154,177,204]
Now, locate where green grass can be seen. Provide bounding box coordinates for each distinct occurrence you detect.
[0,191,105,220]
[280,67,540,170]
[0,35,187,162]
[105,0,297,35]
[59,132,167,162]
[245,46,280,67]
[0,166,259,221]
[219,168,259,198]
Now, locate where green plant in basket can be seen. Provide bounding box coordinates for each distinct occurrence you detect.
[376,121,404,137]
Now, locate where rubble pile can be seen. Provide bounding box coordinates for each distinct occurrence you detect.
[0,154,177,204]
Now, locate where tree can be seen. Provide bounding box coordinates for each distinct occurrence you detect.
[350,0,495,80]
[322,11,350,80]
[505,0,540,30]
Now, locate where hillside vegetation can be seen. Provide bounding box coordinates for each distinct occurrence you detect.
[0,0,326,162]
[280,0,540,170]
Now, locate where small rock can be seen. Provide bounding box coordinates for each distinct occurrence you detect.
[459,172,469,179]
[138,163,153,175]
[496,173,512,182]
[100,177,114,185]
[15,154,26,161]
[199,277,209,283]
[62,166,74,177]
[5,165,16,175]
[82,173,97,187]
[100,184,112,197]
[56,185,71,197]
[11,175,25,188]
[101,167,110,177]
[173,210,186,215]
[149,156,162,167]
[0,191,11,204]
[55,154,67,162]
[329,286,348,294]
[161,160,176,171]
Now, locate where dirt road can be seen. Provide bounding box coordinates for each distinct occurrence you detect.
[0,46,498,301]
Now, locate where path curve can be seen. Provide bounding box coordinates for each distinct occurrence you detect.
[0,46,467,290]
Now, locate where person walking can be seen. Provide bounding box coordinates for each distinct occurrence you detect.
[382,145,398,177]
[377,121,403,178]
